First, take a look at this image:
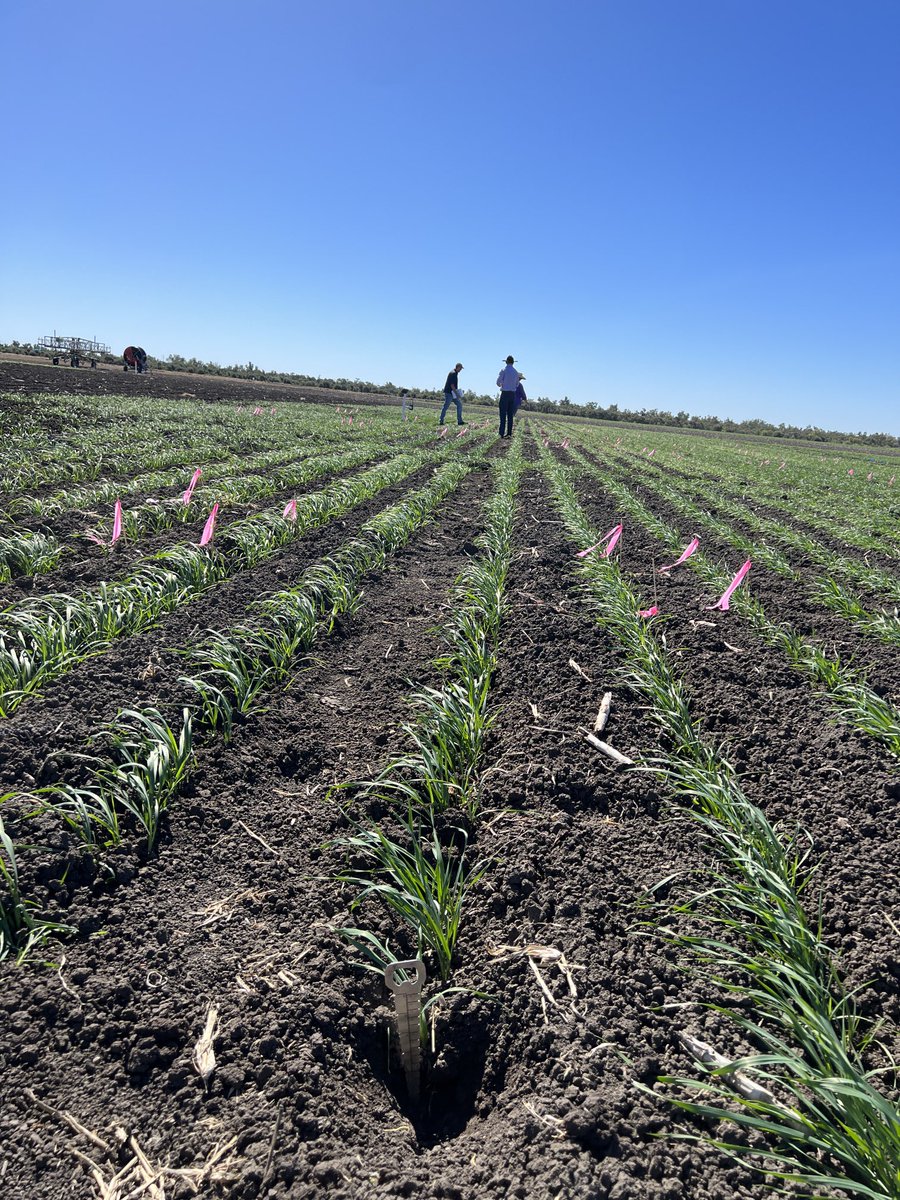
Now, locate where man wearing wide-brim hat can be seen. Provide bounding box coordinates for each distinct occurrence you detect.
[496,355,524,438]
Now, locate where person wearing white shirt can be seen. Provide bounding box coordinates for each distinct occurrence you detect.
[496,355,524,437]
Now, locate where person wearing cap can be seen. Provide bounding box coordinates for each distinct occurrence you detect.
[439,363,465,426]
[496,356,524,437]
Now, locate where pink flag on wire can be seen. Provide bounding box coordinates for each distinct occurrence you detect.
[283,498,297,521]
[890,475,896,486]
[439,427,448,439]
[602,525,623,557]
[867,471,873,481]
[199,503,219,547]
[648,449,656,458]
[638,605,659,618]
[659,537,699,573]
[778,461,786,470]
[111,500,123,545]
[183,468,202,506]
[271,407,276,415]
[706,559,751,612]
[577,523,623,559]
[253,406,263,416]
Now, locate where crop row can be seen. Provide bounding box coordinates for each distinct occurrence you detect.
[0,443,393,585]
[334,436,523,1009]
[0,531,63,582]
[565,447,900,758]
[537,441,900,1199]
[0,437,481,718]
[0,392,413,497]
[2,411,432,522]
[81,442,396,547]
[587,447,900,648]
[0,393,286,494]
[600,430,900,559]
[611,447,900,610]
[0,454,480,962]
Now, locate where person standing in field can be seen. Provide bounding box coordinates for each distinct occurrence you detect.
[497,356,524,437]
[439,363,465,426]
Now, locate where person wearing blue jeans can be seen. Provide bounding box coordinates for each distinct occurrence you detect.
[496,355,524,437]
[439,363,465,425]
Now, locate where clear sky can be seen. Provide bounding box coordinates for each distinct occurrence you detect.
[2,1,898,433]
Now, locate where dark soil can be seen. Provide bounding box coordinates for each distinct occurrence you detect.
[2,387,898,1198]
[0,359,401,409]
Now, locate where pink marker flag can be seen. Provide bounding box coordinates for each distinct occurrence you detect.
[111,500,123,545]
[439,427,448,438]
[577,523,623,559]
[183,468,202,506]
[848,468,854,476]
[270,407,276,415]
[867,471,873,481]
[648,449,656,458]
[253,406,263,416]
[778,461,786,470]
[706,559,752,612]
[602,524,623,557]
[283,498,297,521]
[638,605,659,618]
[199,502,219,547]
[659,537,699,573]
[890,475,896,486]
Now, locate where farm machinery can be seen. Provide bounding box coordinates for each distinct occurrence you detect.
[38,333,110,368]
[123,346,148,373]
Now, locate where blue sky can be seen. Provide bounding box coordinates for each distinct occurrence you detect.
[2,1,898,433]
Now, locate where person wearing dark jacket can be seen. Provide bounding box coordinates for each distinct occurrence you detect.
[496,356,524,437]
[439,363,465,425]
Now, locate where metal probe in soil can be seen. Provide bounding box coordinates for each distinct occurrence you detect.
[384,959,426,1103]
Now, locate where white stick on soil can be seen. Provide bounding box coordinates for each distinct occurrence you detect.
[593,691,612,733]
[679,1032,781,1107]
[580,728,634,765]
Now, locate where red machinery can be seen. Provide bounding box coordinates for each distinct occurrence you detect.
[123,346,148,373]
